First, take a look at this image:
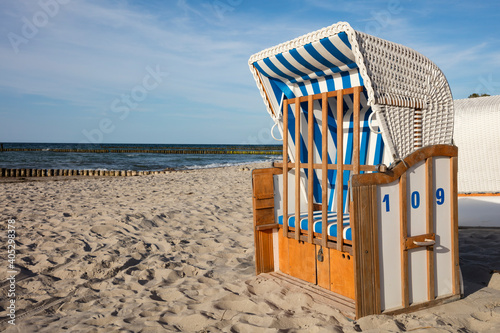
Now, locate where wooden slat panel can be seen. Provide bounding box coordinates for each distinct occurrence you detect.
[399,173,409,308]
[255,229,274,274]
[283,99,289,238]
[451,156,460,295]
[252,168,280,275]
[426,157,435,300]
[295,96,301,241]
[352,185,381,317]
[308,94,314,244]
[288,238,316,284]
[330,249,355,299]
[322,92,328,248]
[337,89,344,251]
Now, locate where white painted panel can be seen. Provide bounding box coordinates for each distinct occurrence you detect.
[407,160,428,304]
[377,179,401,311]
[273,229,280,272]
[433,157,453,297]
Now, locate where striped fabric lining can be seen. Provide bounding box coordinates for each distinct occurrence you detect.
[278,211,352,241]
[284,90,390,214]
[252,32,362,105]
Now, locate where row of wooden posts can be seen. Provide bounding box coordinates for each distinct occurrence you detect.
[0,168,169,178]
[1,148,282,155]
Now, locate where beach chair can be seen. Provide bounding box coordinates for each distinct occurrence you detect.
[249,22,461,319]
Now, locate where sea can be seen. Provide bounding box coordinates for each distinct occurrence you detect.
[0,143,282,172]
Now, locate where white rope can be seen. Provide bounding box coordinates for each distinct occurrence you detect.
[270,122,283,141]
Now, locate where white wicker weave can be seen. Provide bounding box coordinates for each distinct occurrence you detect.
[454,95,500,193]
[249,22,455,162]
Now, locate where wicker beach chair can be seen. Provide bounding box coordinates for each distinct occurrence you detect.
[249,21,460,319]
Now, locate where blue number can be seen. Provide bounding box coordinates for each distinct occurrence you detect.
[382,194,390,212]
[436,188,445,205]
[411,191,420,209]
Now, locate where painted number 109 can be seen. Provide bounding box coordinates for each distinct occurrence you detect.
[382,188,445,212]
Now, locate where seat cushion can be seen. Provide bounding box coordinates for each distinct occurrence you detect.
[278,211,352,241]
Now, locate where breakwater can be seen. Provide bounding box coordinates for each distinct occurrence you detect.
[1,148,282,155]
[0,168,168,178]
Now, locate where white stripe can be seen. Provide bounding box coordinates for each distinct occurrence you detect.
[296,47,328,72]
[329,36,356,62]
[256,60,290,83]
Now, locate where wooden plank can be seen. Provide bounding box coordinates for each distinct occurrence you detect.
[426,157,435,300]
[255,223,279,231]
[256,229,274,274]
[254,208,275,225]
[353,86,361,175]
[316,245,331,290]
[254,197,274,210]
[383,294,461,316]
[322,92,328,248]
[283,99,289,238]
[308,94,314,244]
[285,86,361,105]
[288,237,316,284]
[295,96,301,241]
[330,248,355,299]
[451,156,460,295]
[351,145,458,187]
[278,229,290,275]
[400,173,409,308]
[336,89,344,251]
[352,185,380,317]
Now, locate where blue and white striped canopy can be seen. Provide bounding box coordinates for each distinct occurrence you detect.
[251,31,363,118]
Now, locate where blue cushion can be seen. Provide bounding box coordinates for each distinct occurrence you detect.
[278,211,352,241]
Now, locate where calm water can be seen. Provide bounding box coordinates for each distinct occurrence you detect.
[0,143,282,171]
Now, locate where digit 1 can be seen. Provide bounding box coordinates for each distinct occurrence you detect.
[382,194,390,212]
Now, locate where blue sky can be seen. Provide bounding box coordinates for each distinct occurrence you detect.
[1,0,499,144]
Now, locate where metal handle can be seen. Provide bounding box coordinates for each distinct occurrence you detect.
[413,239,435,247]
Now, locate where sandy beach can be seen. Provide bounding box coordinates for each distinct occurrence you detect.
[1,163,500,332]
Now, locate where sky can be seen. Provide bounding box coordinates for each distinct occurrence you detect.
[0,0,499,144]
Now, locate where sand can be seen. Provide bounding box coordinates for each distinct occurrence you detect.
[1,163,500,332]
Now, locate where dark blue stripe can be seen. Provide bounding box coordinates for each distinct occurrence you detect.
[263,58,295,81]
[310,79,321,94]
[271,78,295,99]
[319,37,355,67]
[374,133,384,165]
[325,75,335,91]
[304,43,337,69]
[297,82,308,96]
[341,71,352,89]
[275,53,309,78]
[289,49,323,74]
